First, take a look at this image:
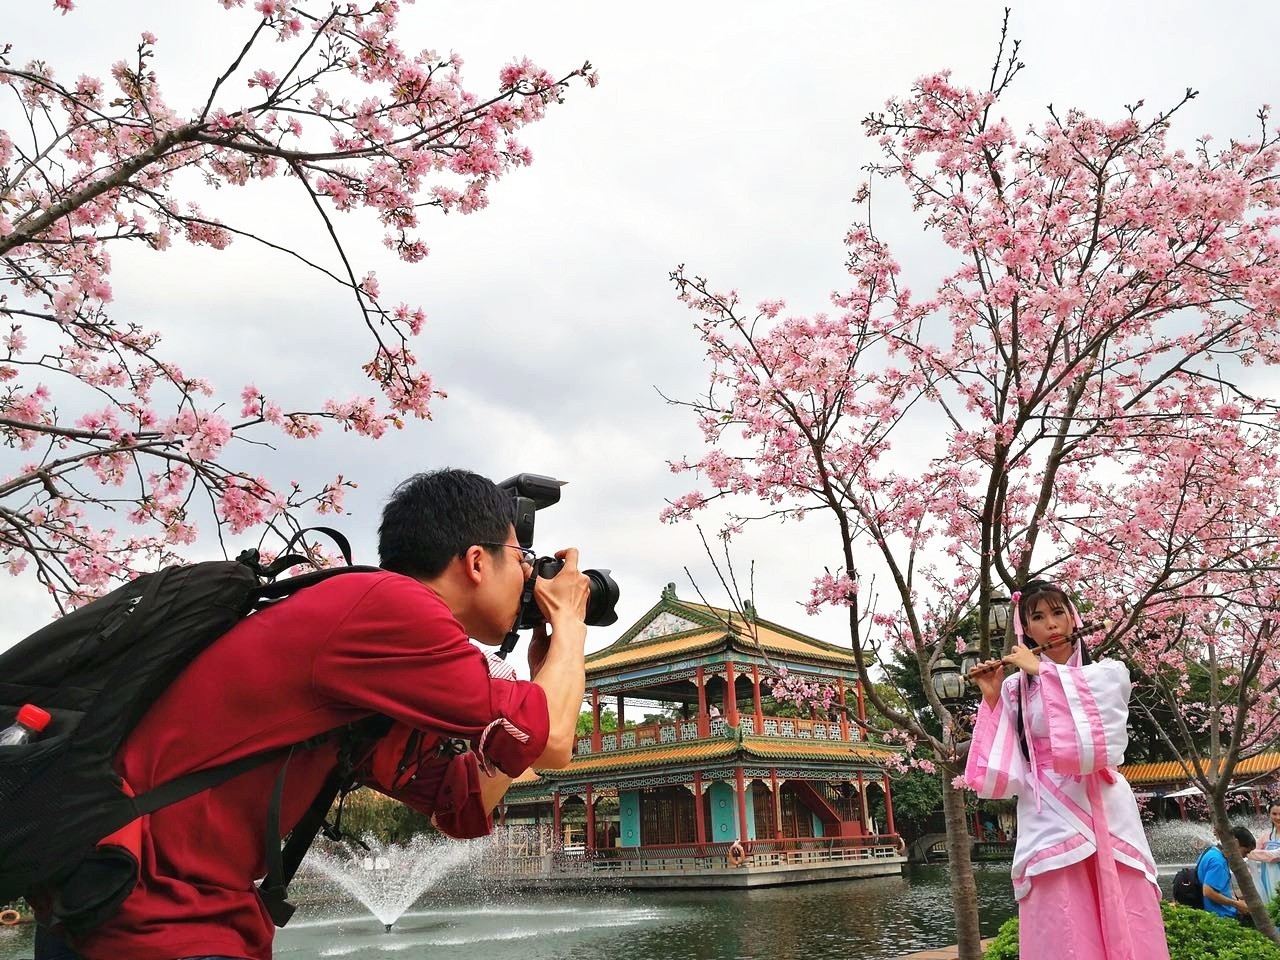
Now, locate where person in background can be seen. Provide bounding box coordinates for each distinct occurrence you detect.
[1201,826,1257,923]
[1247,802,1280,901]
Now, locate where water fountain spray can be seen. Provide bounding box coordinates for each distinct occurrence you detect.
[303,832,495,930]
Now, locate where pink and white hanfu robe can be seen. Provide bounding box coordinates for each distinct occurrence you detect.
[965,657,1169,960]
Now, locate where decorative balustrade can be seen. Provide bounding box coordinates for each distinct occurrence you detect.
[573,714,864,756]
[586,836,902,874]
[482,836,903,880]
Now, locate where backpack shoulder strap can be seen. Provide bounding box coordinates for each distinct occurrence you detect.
[252,565,382,606]
[131,743,298,816]
[257,716,393,927]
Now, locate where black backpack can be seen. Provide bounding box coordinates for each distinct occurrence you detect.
[0,528,385,932]
[1172,848,1211,908]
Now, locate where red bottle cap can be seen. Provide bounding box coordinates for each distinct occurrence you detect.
[16,704,51,732]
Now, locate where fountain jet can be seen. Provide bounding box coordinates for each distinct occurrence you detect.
[302,831,495,930]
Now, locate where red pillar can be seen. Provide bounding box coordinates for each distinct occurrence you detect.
[585,785,596,852]
[856,680,867,727]
[770,768,783,840]
[837,677,849,740]
[725,661,739,727]
[857,772,869,830]
[696,666,709,736]
[693,773,707,848]
[552,790,563,849]
[1178,797,1187,821]
[617,694,625,729]
[591,687,602,753]
[972,811,985,841]
[882,773,896,836]
[736,766,750,844]
[752,663,764,731]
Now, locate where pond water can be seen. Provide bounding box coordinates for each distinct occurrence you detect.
[1,863,1019,960]
[0,847,1206,960]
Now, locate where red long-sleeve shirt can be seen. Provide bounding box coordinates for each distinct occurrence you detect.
[68,571,548,960]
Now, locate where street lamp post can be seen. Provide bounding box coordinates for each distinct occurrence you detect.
[987,594,1010,640]
[931,657,966,704]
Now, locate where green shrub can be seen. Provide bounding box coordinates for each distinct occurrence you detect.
[982,902,1280,960]
[982,916,1019,960]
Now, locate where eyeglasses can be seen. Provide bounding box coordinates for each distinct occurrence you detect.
[480,543,536,567]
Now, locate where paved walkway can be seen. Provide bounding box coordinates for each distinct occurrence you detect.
[898,940,993,959]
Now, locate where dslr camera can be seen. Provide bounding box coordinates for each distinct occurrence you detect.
[495,473,620,657]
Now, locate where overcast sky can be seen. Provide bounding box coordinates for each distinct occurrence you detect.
[4,1,1280,667]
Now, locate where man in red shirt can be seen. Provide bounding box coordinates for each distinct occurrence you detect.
[36,468,589,960]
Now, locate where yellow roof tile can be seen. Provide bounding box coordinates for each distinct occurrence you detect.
[745,623,857,663]
[538,739,738,776]
[585,630,722,671]
[584,622,856,676]
[527,736,898,778]
[741,735,898,764]
[1118,751,1280,786]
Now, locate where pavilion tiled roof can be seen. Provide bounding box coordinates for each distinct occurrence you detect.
[1118,751,1280,786]
[540,739,738,775]
[584,595,858,676]
[739,735,897,764]
[528,735,897,780]
[585,629,723,671]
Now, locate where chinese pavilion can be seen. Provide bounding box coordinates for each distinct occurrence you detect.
[499,584,906,887]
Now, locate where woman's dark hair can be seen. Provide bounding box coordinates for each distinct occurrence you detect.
[1013,580,1091,762]
[378,468,515,579]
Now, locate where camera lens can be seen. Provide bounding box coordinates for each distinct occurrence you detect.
[517,560,620,629]
[583,568,619,627]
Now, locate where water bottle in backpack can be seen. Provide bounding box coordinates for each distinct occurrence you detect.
[0,704,51,746]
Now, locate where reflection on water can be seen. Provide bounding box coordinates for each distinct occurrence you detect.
[0,863,1020,960]
[1,820,1254,960]
[278,866,1020,960]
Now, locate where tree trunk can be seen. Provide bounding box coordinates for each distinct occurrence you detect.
[941,770,985,959]
[1210,797,1280,942]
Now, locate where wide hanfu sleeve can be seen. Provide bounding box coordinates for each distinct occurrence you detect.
[1037,659,1131,776]
[964,678,1029,800]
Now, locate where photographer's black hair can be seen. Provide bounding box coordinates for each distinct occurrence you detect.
[378,469,515,579]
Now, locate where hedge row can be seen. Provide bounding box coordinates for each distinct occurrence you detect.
[983,901,1280,960]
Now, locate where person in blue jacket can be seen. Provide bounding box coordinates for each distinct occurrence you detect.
[1199,826,1257,921]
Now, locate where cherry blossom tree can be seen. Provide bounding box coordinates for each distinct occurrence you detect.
[665,17,1280,956]
[1,0,593,607]
[1109,494,1280,936]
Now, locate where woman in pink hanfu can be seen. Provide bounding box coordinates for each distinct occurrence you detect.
[965,581,1169,960]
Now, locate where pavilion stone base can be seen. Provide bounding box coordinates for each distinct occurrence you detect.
[508,855,906,890]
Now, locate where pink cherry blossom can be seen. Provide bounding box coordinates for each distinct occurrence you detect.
[666,27,1280,937]
[0,3,592,608]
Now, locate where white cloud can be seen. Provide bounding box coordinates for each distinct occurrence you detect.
[4,0,1279,660]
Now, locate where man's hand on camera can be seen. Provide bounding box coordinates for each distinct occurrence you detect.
[533,547,590,633]
[528,548,589,769]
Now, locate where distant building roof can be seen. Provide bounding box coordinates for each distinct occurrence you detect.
[1119,751,1280,786]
